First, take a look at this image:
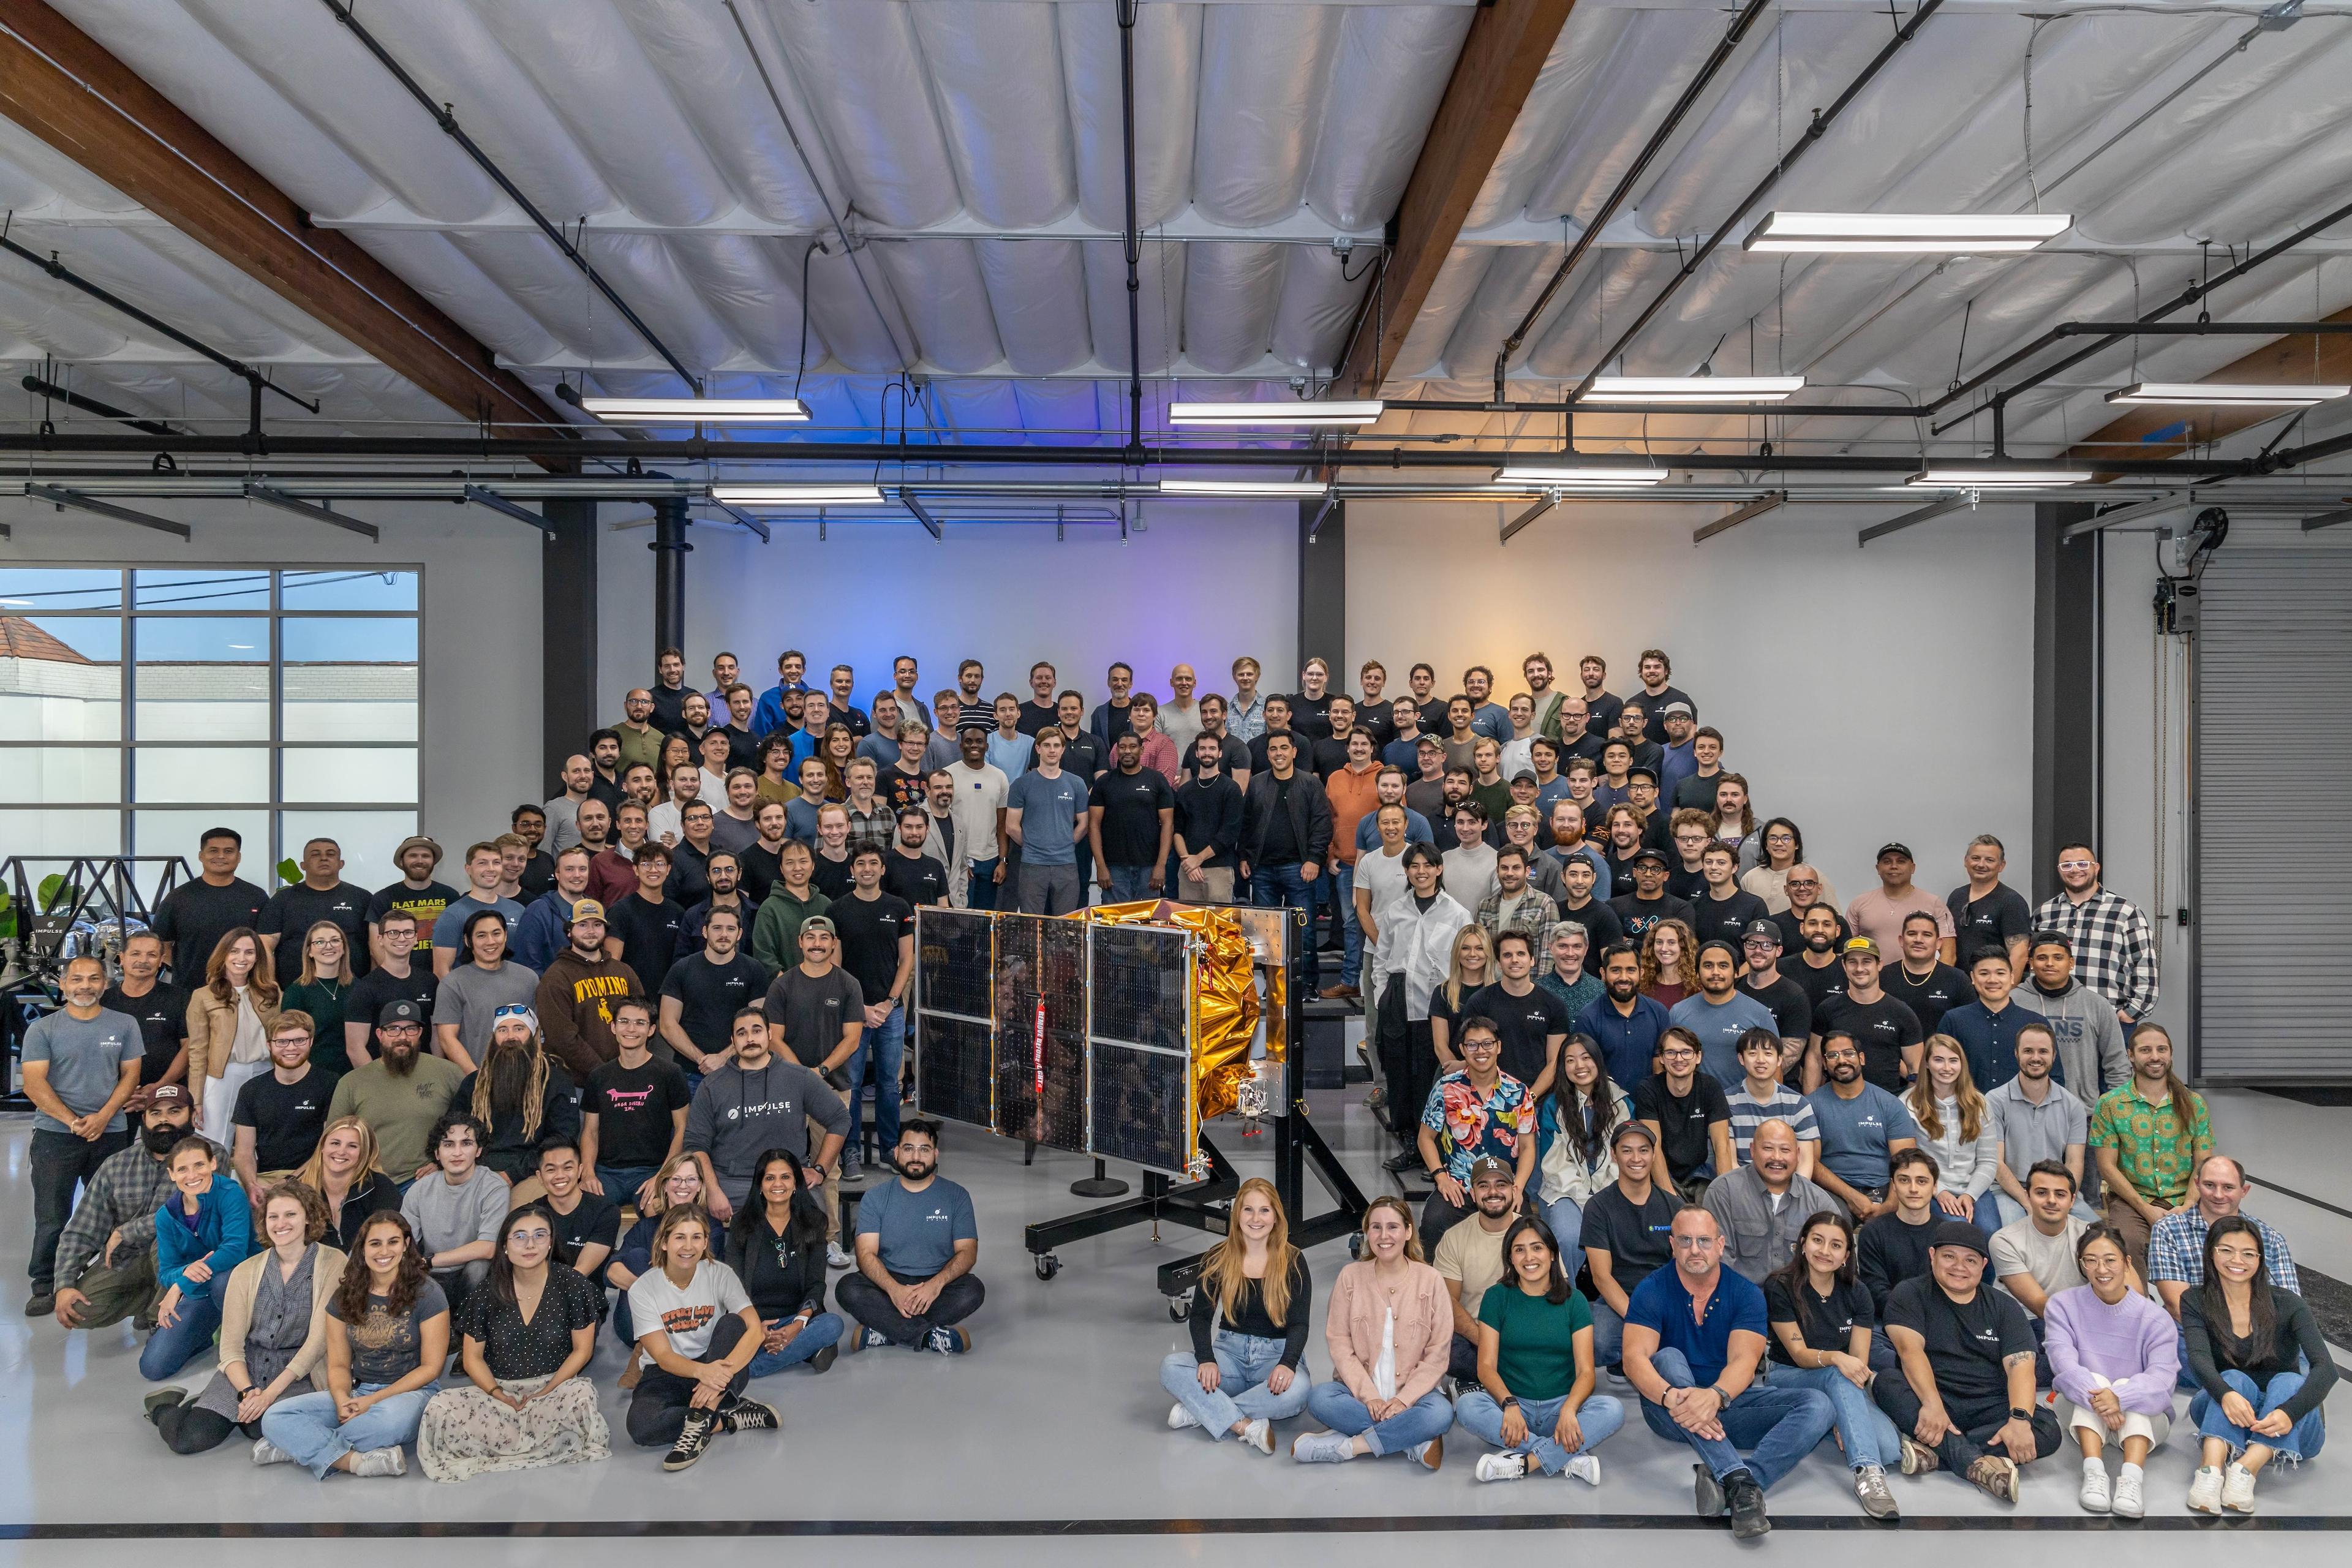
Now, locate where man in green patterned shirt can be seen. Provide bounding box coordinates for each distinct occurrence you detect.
[2087,1023,2211,1278]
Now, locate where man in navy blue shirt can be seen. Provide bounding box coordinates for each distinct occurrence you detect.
[1939,951,2046,1090]
[1574,942,1670,1087]
[1623,1207,1837,1537]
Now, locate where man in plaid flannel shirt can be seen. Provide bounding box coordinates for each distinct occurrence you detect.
[2033,844,2158,1030]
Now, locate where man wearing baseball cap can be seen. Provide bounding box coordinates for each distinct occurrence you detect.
[1846,843,1956,965]
[326,999,463,1184]
[47,1082,197,1330]
[1811,937,1924,1093]
[1607,846,1693,943]
[1874,1219,2060,1501]
[1433,1156,1524,1382]
[1734,921,1812,1058]
[533,897,644,1082]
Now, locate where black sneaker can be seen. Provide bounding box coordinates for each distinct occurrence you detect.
[810,1343,839,1374]
[1725,1471,1771,1540]
[662,1410,718,1472]
[1693,1463,1727,1518]
[720,1398,780,1433]
[24,1292,55,1318]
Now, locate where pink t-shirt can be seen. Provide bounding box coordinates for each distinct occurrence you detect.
[1845,886,1956,953]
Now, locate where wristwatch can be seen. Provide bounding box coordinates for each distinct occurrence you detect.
[1501,1396,1520,1409]
[2008,1406,2033,1422]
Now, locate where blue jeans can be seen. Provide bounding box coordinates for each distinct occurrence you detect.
[1306,1380,1453,1457]
[1159,1330,1313,1438]
[1455,1390,1627,1474]
[1542,1196,1585,1253]
[260,1381,437,1478]
[1589,1297,1627,1371]
[967,857,1001,911]
[1638,1346,1836,1491]
[1251,862,1318,989]
[2192,1370,2327,1463]
[1102,864,1156,902]
[1332,862,1362,986]
[597,1163,659,1209]
[1766,1362,1903,1471]
[140,1267,231,1381]
[846,1002,905,1152]
[745,1312,845,1378]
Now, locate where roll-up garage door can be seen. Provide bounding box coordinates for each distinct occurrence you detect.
[2195,544,2352,1081]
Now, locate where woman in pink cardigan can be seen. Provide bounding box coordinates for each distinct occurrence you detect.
[1292,1196,1455,1469]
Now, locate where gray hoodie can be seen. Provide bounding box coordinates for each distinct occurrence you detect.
[2024,978,2128,1107]
[684,1054,850,1204]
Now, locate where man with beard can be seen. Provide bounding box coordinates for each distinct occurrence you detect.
[1434,1157,1524,1380]
[1609,850,1693,943]
[452,1006,580,1180]
[1805,1035,1923,1224]
[1574,941,1672,1089]
[328,999,464,1185]
[46,1082,195,1330]
[682,850,752,952]
[839,1119,985,1355]
[1734,922,1811,1059]
[1880,912,1972,1039]
[1785,904,1850,1035]
[516,848,596,975]
[535,900,643,1083]
[342,908,439,1071]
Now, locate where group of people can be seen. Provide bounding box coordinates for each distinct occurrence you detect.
[21,641,2320,1524]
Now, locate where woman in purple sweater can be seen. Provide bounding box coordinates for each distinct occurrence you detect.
[2044,1224,2178,1520]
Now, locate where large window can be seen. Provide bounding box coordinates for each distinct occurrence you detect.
[0,566,420,884]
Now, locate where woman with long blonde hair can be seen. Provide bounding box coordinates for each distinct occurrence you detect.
[187,929,281,1144]
[296,1115,399,1251]
[1639,918,1698,1006]
[1158,1177,1312,1454]
[1905,1035,1998,1227]
[1428,924,1493,1070]
[1292,1196,1452,1468]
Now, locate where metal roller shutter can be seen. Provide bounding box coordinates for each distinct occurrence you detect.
[2195,545,2352,1081]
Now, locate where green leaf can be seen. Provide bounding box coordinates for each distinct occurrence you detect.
[277,858,301,886]
[36,873,71,913]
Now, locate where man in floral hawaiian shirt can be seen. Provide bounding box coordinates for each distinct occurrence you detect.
[1415,1016,1537,1246]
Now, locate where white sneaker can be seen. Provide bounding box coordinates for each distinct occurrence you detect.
[2078,1458,2111,1513]
[2188,1464,2225,1513]
[2112,1463,2145,1519]
[1408,1436,1443,1471]
[1167,1402,1202,1431]
[250,1438,295,1467]
[1290,1430,1353,1463]
[346,1446,405,1478]
[1475,1452,1529,1483]
[826,1241,853,1269]
[2222,1461,2258,1512]
[1241,1418,1273,1456]
[1563,1453,1602,1486]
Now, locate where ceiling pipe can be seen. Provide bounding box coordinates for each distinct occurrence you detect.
[1116,0,1145,462]
[322,0,701,396]
[21,374,178,437]
[1490,0,1772,404]
[1569,0,1945,405]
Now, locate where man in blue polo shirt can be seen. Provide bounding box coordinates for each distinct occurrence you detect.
[1623,1206,1839,1537]
[1574,941,1670,1088]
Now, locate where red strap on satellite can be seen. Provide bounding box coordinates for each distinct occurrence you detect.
[1031,996,1047,1099]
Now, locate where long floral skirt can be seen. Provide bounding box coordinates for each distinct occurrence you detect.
[417,1374,611,1482]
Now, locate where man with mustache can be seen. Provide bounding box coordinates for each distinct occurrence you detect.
[326,1000,464,1185]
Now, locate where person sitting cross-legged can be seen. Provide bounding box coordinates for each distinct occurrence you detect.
[1291,1196,1454,1469]
[1760,1210,1905,1519]
[2045,1224,2177,1518]
[1456,1215,1626,1485]
[1159,1177,1313,1455]
[624,1204,778,1471]
[1872,1219,2062,1502]
[837,1119,984,1355]
[2182,1215,2335,1514]
[726,1148,846,1379]
[141,1135,254,1381]
[1622,1205,1836,1539]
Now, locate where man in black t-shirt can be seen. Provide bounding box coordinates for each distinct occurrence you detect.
[1734,922,1812,1060]
[532,1138,618,1295]
[342,908,439,1068]
[1880,911,1972,1038]
[1634,1027,1733,1196]
[1580,1122,1679,1372]
[1814,938,1924,1091]
[581,998,690,1205]
[1947,834,2034,974]
[657,906,771,1076]
[258,837,371,986]
[1608,849,1693,942]
[761,917,864,1076]
[830,852,914,1173]
[1466,930,1570,1095]
[1630,650,1693,745]
[1784,905,1850,1025]
[1553,857,1624,950]
[884,807,951,908]
[1771,865,1850,954]
[1090,733,1175,903]
[152,826,269,986]
[102,931,190,1090]
[605,844,687,998]
[1874,1221,2060,1496]
[232,1012,330,1189]
[1686,843,1770,949]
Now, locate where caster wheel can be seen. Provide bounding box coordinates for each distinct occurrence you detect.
[1167,1292,1191,1323]
[1035,1253,1060,1281]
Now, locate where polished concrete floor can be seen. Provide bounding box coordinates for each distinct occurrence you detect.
[0,1084,2345,1549]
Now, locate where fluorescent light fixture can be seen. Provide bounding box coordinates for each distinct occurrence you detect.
[1156,478,1330,497]
[1586,376,1804,404]
[582,397,810,424]
[1743,211,2071,254]
[2106,382,2350,407]
[1168,400,1384,427]
[1907,467,2090,488]
[709,483,886,506]
[1493,464,1669,486]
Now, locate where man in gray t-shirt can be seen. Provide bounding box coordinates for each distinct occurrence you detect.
[22,957,144,1308]
[761,919,864,1074]
[432,955,538,1071]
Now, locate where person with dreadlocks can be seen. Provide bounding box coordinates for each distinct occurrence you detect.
[452,1005,581,1184]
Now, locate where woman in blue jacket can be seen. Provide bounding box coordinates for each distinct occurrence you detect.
[142,1136,254,1380]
